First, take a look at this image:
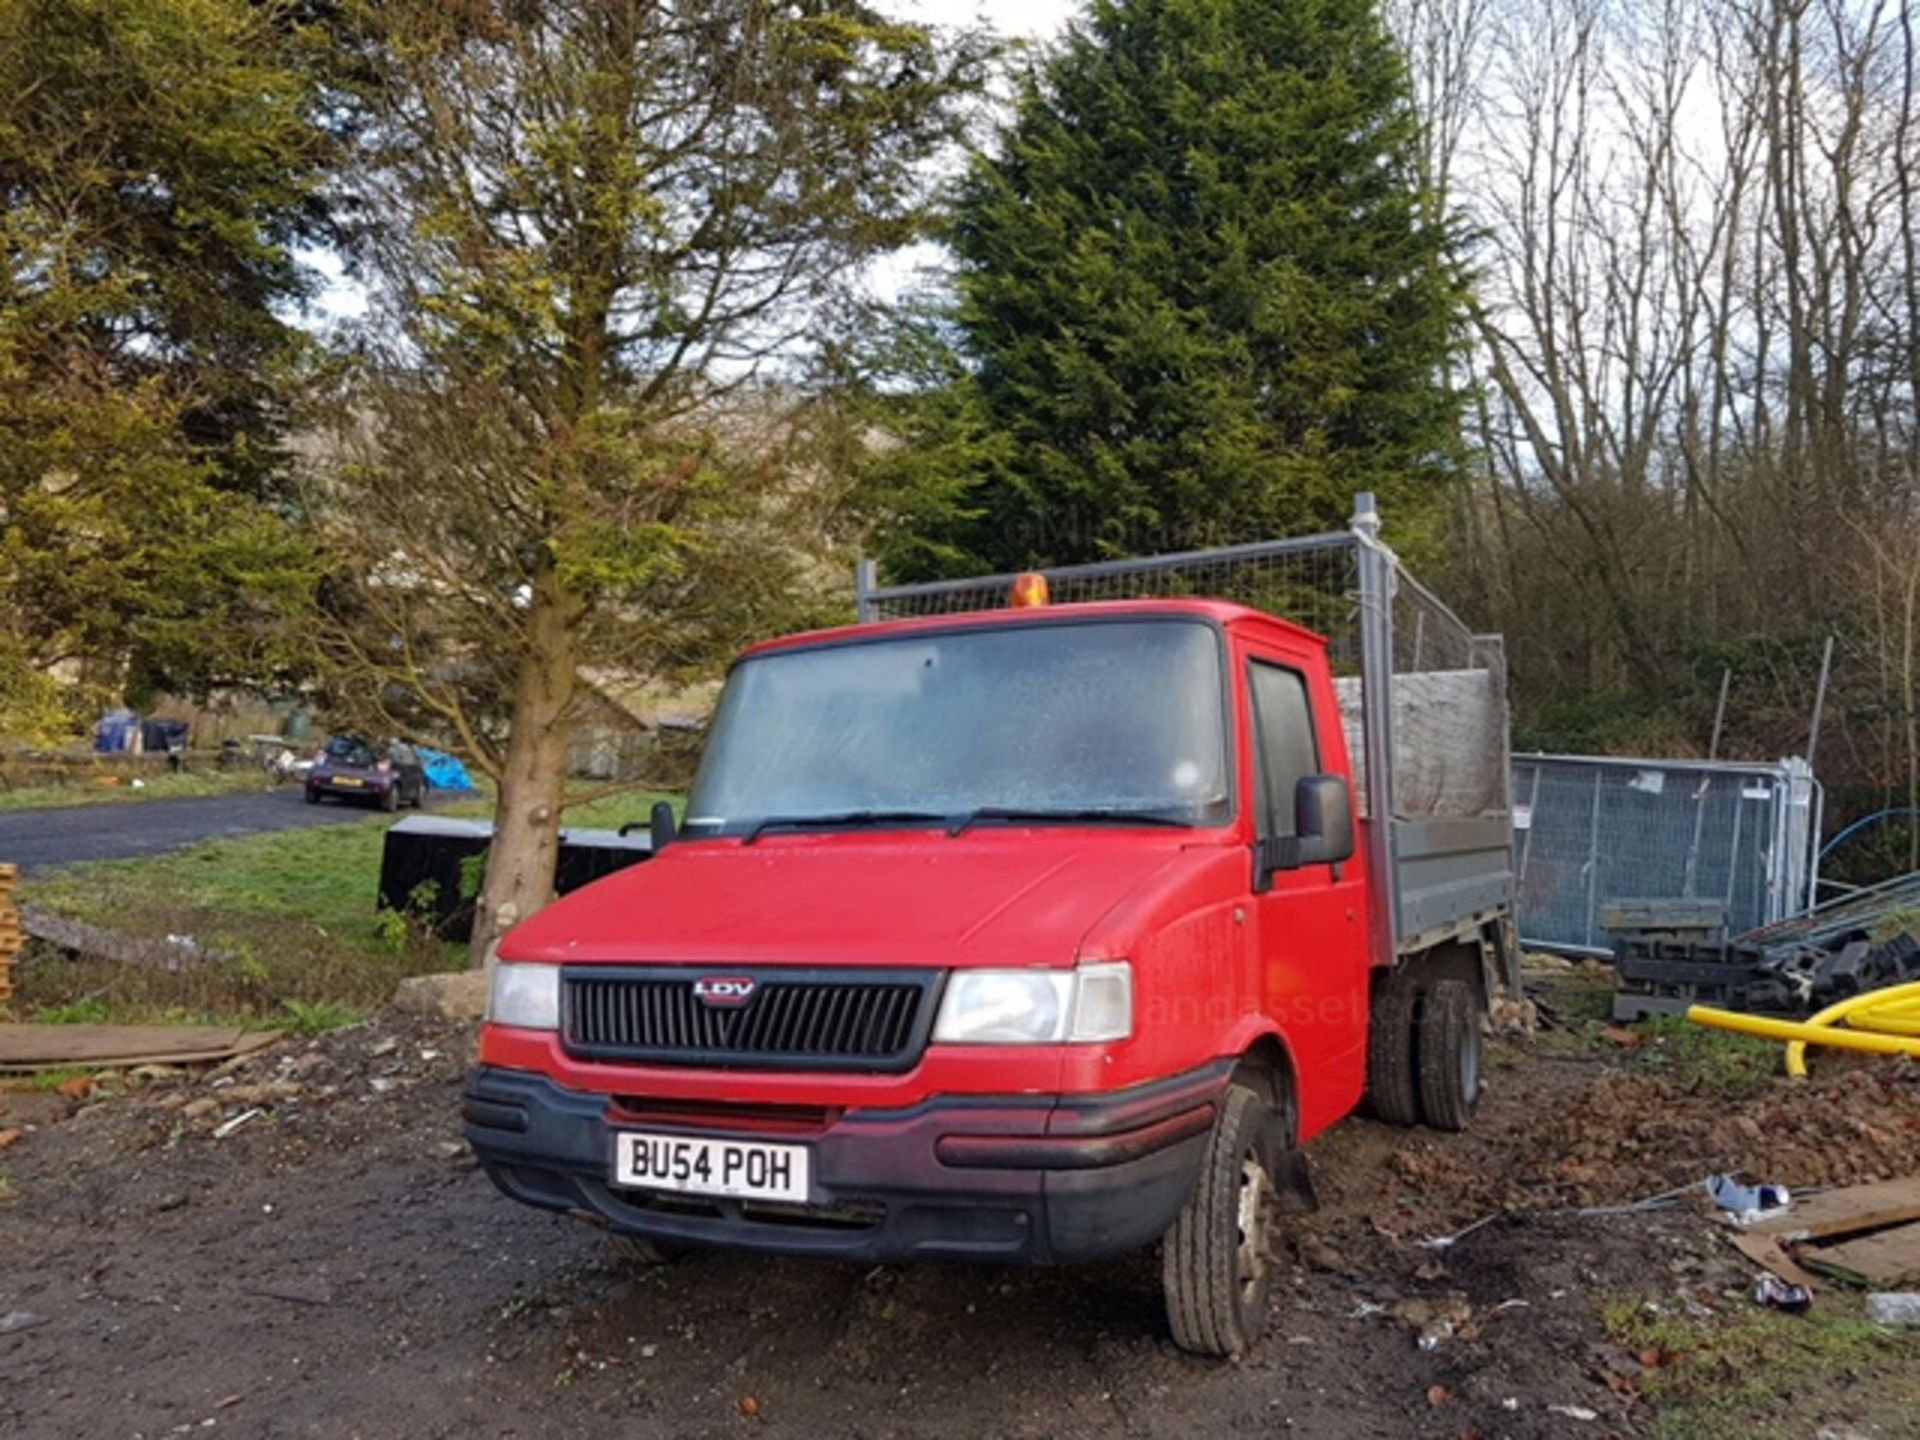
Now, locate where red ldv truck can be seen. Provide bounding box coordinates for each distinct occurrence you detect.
[467,495,1516,1356]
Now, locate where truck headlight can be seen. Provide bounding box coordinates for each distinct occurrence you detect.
[488,961,560,1030]
[932,962,1132,1045]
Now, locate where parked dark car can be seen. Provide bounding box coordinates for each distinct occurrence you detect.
[306,737,429,812]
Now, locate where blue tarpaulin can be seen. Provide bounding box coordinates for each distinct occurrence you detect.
[415,745,477,792]
[94,709,140,753]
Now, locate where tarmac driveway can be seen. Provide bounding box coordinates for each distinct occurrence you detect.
[0,786,414,872]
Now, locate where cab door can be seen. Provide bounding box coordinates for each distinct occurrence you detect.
[1242,647,1371,1139]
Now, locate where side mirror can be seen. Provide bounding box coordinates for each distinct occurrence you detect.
[1291,774,1354,866]
[1256,774,1355,884]
[649,800,678,852]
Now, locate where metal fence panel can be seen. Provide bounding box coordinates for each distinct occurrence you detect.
[1513,754,1819,954]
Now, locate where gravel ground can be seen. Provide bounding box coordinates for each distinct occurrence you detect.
[1,1000,1917,1439]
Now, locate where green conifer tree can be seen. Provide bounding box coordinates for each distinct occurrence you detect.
[927,0,1464,569]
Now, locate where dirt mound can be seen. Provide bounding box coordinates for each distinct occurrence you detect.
[1525,1059,1920,1203]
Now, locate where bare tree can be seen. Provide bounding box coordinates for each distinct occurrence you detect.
[1409,0,1920,800]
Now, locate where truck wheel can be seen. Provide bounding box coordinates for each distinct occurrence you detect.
[1367,970,1421,1127]
[1162,1083,1281,1358]
[1417,978,1482,1132]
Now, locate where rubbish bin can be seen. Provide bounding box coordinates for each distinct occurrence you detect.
[378,816,653,941]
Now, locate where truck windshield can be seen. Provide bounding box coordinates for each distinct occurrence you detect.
[685,619,1230,836]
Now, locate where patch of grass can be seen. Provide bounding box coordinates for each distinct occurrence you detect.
[437,784,680,833]
[561,787,681,831]
[1635,1015,1780,1094]
[19,815,460,1026]
[33,817,398,933]
[1528,966,1616,1025]
[30,995,110,1025]
[1604,1294,1920,1438]
[1525,964,1622,1060]
[1524,967,1783,1093]
[0,768,270,813]
[17,788,683,1028]
[26,1065,92,1092]
[277,998,363,1036]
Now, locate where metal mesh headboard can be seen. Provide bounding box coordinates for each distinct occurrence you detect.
[857,523,1509,826]
[857,531,1363,668]
[1387,569,1510,819]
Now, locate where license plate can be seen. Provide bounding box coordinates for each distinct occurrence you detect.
[332,776,364,788]
[611,1131,809,1203]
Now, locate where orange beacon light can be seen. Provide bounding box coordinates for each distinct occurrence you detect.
[1009,572,1051,608]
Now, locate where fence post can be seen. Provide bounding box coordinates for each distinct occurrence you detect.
[1352,492,1400,966]
[1806,632,1834,773]
[1584,767,1603,950]
[855,557,878,624]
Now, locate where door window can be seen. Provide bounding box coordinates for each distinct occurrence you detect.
[1248,662,1318,838]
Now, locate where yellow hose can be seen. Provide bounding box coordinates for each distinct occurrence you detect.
[1851,1008,1920,1037]
[1685,999,1920,1073]
[1776,981,1920,1076]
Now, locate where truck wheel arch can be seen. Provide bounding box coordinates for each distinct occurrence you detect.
[1407,930,1500,1012]
[1231,1033,1298,1147]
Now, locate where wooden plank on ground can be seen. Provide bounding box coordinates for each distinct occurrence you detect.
[1809,1222,1920,1288]
[0,1024,278,1071]
[18,908,214,969]
[1746,1176,1920,1242]
[0,864,17,1013]
[1729,1231,1824,1290]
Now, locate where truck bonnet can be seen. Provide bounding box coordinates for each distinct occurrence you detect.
[494,829,1206,970]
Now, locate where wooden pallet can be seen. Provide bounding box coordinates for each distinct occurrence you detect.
[0,862,18,1009]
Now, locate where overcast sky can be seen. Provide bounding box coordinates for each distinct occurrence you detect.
[909,0,1075,38]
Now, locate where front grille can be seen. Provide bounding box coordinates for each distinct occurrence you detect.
[561,967,940,1072]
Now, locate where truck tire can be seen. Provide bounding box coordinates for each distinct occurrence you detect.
[1367,970,1421,1127]
[1417,978,1482,1132]
[1162,1083,1281,1358]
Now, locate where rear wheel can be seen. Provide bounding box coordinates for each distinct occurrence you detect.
[1417,978,1483,1132]
[1367,969,1421,1126]
[1162,1083,1282,1358]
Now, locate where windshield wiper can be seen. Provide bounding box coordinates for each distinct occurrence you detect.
[740,809,950,845]
[945,806,1194,838]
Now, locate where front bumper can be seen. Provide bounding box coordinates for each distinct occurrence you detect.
[310,776,384,795]
[464,1060,1230,1265]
